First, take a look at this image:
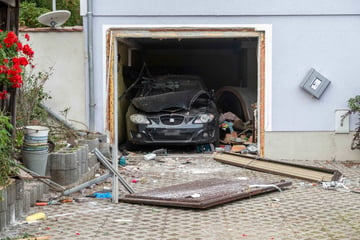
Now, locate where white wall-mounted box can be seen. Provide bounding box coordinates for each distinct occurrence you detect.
[335,109,350,133]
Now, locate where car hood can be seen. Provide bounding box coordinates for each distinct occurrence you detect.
[132,89,210,112]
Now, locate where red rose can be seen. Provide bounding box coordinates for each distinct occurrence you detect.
[24,33,30,41]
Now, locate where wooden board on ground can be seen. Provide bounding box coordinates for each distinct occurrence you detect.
[214,152,342,182]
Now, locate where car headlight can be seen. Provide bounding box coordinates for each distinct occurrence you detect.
[194,114,215,123]
[130,114,150,124]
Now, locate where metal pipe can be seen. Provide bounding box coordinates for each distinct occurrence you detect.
[94,148,135,194]
[21,166,65,191]
[112,39,119,203]
[87,0,95,131]
[63,172,112,195]
[52,0,56,11]
[39,103,76,130]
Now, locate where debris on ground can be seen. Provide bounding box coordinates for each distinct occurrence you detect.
[121,178,291,209]
[16,236,51,240]
[25,212,46,222]
[214,152,342,182]
[144,153,157,160]
[94,148,135,194]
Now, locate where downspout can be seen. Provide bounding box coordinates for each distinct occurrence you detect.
[87,0,95,131]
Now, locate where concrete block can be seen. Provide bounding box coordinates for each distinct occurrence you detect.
[35,183,42,200]
[15,179,24,200]
[23,191,30,215]
[88,153,98,167]
[7,181,16,204]
[15,199,23,219]
[87,133,107,143]
[79,138,99,152]
[0,210,6,232]
[0,189,7,212]
[49,151,78,170]
[98,142,111,158]
[6,203,15,224]
[43,183,49,194]
[50,169,79,186]
[28,188,36,206]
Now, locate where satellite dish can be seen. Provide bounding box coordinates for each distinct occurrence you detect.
[38,10,71,28]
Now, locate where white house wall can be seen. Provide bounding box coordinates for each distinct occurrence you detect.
[83,0,360,160]
[19,30,87,129]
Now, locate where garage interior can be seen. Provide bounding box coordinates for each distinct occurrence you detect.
[114,35,259,148]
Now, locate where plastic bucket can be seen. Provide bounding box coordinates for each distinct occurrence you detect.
[24,126,49,137]
[23,144,49,151]
[22,150,49,176]
[24,135,48,144]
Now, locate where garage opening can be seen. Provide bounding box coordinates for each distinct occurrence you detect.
[107,28,264,154]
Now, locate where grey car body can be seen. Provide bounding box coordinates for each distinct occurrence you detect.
[126,75,219,145]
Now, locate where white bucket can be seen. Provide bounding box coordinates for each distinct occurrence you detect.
[24,125,49,137]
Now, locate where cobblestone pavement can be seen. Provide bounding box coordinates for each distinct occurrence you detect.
[1,153,360,240]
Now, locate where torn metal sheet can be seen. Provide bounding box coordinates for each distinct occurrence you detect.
[214,152,342,182]
[120,178,291,209]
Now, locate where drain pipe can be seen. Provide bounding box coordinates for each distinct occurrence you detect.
[87,0,95,131]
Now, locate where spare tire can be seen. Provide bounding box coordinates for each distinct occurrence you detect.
[215,86,256,123]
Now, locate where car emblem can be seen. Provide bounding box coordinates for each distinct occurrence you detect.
[169,118,175,123]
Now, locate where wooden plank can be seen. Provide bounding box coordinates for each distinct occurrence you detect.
[17,168,34,180]
[214,152,342,182]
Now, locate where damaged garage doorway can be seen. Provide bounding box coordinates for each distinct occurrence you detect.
[106,27,268,156]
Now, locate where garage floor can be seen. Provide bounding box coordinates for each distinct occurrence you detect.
[1,153,360,240]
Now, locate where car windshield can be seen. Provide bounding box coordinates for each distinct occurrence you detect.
[137,75,205,97]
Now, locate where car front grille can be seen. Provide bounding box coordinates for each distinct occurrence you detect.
[160,115,184,125]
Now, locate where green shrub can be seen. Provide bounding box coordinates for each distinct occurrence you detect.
[19,2,50,28]
[0,112,17,187]
[20,0,82,28]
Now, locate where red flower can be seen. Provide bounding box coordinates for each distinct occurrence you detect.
[18,57,28,66]
[0,31,35,90]
[0,65,8,73]
[3,31,18,47]
[24,33,30,41]
[16,42,22,51]
[22,44,34,57]
[11,83,22,88]
[11,57,27,66]
[0,90,8,100]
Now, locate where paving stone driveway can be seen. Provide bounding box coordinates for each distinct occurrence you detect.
[1,153,360,240]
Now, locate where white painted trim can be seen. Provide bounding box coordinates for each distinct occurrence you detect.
[264,25,272,132]
[80,0,87,16]
[99,24,273,133]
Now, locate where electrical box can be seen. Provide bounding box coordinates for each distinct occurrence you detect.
[300,68,331,99]
[335,109,350,133]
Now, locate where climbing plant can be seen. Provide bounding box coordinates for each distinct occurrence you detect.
[346,95,360,150]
